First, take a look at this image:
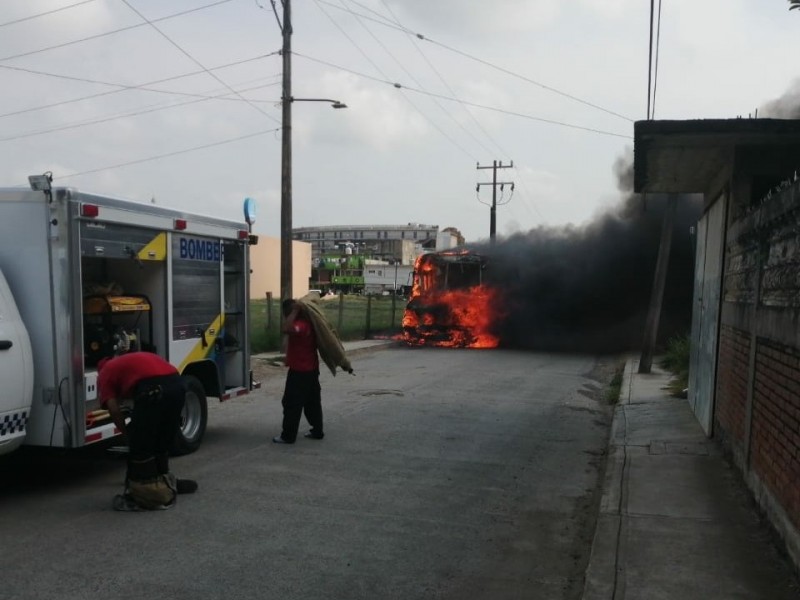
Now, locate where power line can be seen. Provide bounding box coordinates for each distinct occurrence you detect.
[651,0,664,119]
[0,0,100,28]
[57,128,280,180]
[0,81,279,142]
[370,1,544,223]
[293,52,631,139]
[647,0,655,119]
[119,0,280,125]
[0,0,236,62]
[339,0,491,159]
[311,0,476,161]
[315,0,633,123]
[0,53,281,119]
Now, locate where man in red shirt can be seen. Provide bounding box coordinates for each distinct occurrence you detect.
[273,299,324,444]
[97,351,197,510]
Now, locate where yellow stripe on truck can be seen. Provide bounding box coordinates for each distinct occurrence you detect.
[138,232,167,261]
[178,313,225,372]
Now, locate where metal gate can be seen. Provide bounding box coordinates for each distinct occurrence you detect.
[688,193,726,436]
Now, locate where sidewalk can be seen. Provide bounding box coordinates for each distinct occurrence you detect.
[582,357,799,600]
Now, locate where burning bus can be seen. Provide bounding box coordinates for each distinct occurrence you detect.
[401,250,503,348]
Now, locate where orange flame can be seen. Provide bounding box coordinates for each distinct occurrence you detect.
[401,251,503,348]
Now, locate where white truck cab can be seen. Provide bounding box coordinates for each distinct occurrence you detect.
[0,268,34,455]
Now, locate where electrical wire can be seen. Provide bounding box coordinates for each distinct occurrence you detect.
[0,54,281,119]
[311,0,476,161]
[0,0,236,63]
[119,0,281,125]
[0,81,279,142]
[0,0,100,28]
[378,0,503,158]
[340,0,490,159]
[269,0,283,31]
[57,128,280,180]
[315,0,632,123]
[373,1,544,223]
[373,0,548,223]
[293,52,631,139]
[651,0,664,119]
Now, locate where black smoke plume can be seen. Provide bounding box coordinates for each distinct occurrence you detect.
[470,152,703,353]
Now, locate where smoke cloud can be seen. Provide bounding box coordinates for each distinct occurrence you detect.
[760,79,800,119]
[470,151,703,353]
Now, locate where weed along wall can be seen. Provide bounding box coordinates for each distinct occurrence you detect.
[716,174,800,564]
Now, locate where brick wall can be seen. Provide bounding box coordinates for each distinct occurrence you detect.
[750,341,800,529]
[715,325,750,450]
[716,175,800,560]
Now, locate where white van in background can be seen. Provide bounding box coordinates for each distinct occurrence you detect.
[0,268,34,455]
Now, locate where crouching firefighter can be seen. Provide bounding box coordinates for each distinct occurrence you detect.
[97,351,198,511]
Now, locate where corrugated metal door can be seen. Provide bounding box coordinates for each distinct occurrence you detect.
[689,194,726,435]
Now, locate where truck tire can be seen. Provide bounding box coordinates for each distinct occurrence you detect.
[172,375,208,455]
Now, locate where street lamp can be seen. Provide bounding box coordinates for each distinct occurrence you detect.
[291,97,347,109]
[279,0,347,304]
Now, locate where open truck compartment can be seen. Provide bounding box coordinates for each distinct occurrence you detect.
[0,186,258,455]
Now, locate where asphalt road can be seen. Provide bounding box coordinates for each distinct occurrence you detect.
[0,346,617,600]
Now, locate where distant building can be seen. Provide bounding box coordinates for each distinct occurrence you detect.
[295,223,465,294]
[292,223,442,263]
[248,237,312,299]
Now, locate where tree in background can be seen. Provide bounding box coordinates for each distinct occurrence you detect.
[791,0,800,10]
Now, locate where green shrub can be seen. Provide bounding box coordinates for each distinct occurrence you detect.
[605,363,625,404]
[660,334,690,395]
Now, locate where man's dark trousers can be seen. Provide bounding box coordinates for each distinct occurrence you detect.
[281,369,322,443]
[127,374,186,479]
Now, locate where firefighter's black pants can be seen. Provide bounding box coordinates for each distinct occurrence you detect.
[127,374,186,481]
[280,369,322,443]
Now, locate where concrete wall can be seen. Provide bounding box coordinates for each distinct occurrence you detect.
[714,174,800,565]
[249,237,312,299]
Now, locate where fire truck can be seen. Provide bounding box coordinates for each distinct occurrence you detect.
[0,181,259,457]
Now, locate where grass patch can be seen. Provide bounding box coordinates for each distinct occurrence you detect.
[605,363,626,404]
[660,334,690,398]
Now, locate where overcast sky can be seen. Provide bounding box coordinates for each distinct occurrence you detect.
[1,0,798,243]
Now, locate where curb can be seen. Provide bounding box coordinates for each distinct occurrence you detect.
[581,357,636,600]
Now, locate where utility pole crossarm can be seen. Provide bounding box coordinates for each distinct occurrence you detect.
[476,160,515,244]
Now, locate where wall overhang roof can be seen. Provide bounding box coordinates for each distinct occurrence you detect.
[634,119,800,193]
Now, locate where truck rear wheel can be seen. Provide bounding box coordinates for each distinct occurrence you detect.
[172,375,208,455]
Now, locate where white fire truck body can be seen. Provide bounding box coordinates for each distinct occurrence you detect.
[0,186,258,456]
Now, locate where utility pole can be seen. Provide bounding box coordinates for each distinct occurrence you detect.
[280,0,293,304]
[638,195,677,373]
[476,160,514,245]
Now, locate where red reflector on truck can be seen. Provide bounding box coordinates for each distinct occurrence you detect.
[174,218,187,230]
[81,204,99,217]
[238,230,249,240]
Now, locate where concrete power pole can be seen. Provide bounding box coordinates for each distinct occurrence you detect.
[280,0,293,303]
[638,195,677,373]
[476,160,514,245]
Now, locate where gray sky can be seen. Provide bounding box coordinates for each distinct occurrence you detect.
[1,0,798,243]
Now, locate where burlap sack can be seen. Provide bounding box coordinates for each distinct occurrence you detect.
[127,475,177,509]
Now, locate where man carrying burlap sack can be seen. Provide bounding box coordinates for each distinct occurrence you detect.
[272,297,353,445]
[97,352,198,511]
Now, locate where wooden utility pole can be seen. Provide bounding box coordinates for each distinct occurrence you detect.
[280,0,293,303]
[638,195,677,373]
[476,160,514,245]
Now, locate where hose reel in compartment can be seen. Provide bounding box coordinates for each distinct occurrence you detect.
[83,294,153,366]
